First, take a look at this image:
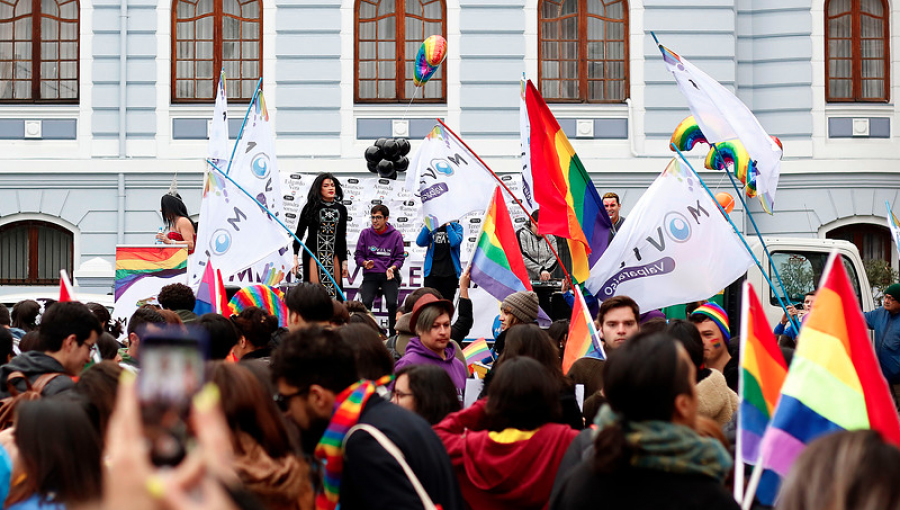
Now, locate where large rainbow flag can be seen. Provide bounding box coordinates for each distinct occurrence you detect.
[736,281,788,503]
[469,186,533,302]
[562,285,604,373]
[524,79,612,282]
[114,246,188,300]
[754,253,900,505]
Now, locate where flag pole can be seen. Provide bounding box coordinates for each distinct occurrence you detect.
[742,463,764,510]
[711,142,801,333]
[436,118,578,291]
[225,76,264,176]
[671,144,797,325]
[206,159,347,301]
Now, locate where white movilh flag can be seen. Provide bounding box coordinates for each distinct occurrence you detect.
[585,159,753,311]
[519,78,537,213]
[661,45,782,213]
[405,124,498,229]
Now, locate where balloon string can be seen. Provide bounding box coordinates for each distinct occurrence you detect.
[401,86,420,121]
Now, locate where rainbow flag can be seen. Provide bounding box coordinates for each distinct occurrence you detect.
[462,338,492,367]
[114,246,188,300]
[754,253,900,505]
[524,80,612,282]
[193,261,228,316]
[469,187,533,301]
[736,282,788,502]
[562,285,604,373]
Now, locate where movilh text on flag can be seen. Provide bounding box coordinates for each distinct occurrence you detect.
[469,187,534,302]
[755,252,900,505]
[735,281,788,502]
[405,124,498,229]
[562,285,604,374]
[660,44,782,213]
[524,79,612,282]
[585,158,753,312]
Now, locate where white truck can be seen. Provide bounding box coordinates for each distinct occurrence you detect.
[722,237,874,329]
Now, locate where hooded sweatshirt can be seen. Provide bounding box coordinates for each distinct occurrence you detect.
[434,399,578,510]
[354,224,405,275]
[394,336,467,402]
[0,351,73,398]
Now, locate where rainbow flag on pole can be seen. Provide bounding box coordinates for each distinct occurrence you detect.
[735,281,788,502]
[462,338,492,367]
[753,252,900,505]
[115,246,188,300]
[562,285,604,373]
[524,80,612,282]
[469,186,534,301]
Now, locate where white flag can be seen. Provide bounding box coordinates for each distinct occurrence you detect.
[189,71,229,290]
[191,91,291,279]
[519,78,537,213]
[887,201,900,259]
[405,124,497,228]
[585,159,753,311]
[660,45,782,213]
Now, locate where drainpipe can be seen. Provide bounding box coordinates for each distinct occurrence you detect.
[117,173,125,244]
[118,0,127,158]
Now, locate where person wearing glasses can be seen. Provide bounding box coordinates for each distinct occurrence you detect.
[355,204,406,335]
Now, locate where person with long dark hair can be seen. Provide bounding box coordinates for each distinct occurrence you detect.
[392,364,460,425]
[434,357,578,510]
[6,400,102,509]
[550,333,738,510]
[230,306,278,363]
[156,193,197,254]
[292,173,349,301]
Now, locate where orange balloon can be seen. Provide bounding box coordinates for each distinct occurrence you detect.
[715,192,735,214]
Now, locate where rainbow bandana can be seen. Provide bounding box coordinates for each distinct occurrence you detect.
[692,303,730,344]
[314,375,394,510]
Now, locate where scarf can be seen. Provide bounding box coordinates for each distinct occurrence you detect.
[314,375,394,510]
[594,404,733,483]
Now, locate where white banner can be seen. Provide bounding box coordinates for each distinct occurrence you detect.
[585,159,754,312]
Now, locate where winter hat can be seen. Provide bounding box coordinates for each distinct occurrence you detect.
[691,303,730,344]
[501,291,539,324]
[885,284,900,301]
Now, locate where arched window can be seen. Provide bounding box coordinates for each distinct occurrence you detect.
[0,0,79,102]
[826,0,889,102]
[0,221,73,285]
[539,0,628,103]
[172,0,261,103]
[355,0,446,103]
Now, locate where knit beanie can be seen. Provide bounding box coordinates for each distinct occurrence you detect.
[692,303,730,344]
[501,291,539,324]
[885,284,900,301]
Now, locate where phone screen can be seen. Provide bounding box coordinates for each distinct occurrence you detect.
[138,328,206,466]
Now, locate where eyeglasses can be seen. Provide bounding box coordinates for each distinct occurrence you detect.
[371,215,385,220]
[274,389,308,412]
[390,389,413,401]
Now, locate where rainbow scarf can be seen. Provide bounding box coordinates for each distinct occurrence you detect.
[314,375,393,510]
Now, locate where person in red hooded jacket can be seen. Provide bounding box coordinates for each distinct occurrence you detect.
[433,357,578,510]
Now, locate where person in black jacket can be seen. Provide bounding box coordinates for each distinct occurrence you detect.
[272,326,464,510]
[551,332,738,510]
[292,173,349,301]
[0,302,102,398]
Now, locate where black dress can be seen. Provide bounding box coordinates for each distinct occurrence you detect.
[293,199,348,300]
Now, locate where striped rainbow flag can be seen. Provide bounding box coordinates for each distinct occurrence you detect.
[755,253,900,505]
[524,80,611,282]
[736,282,788,502]
[469,186,533,301]
[115,246,188,300]
[462,338,491,367]
[562,285,604,374]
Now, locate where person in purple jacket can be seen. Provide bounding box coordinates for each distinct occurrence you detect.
[355,204,406,335]
[395,294,468,403]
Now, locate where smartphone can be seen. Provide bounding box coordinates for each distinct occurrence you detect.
[138,327,206,466]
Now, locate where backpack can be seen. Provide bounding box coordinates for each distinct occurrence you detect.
[0,371,65,430]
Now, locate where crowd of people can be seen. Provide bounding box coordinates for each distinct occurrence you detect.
[0,267,898,510]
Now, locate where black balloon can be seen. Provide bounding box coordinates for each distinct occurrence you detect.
[394,156,409,172]
[383,170,398,180]
[382,139,399,159]
[366,160,379,173]
[364,145,382,163]
[376,159,394,176]
[396,138,411,156]
[374,137,388,148]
